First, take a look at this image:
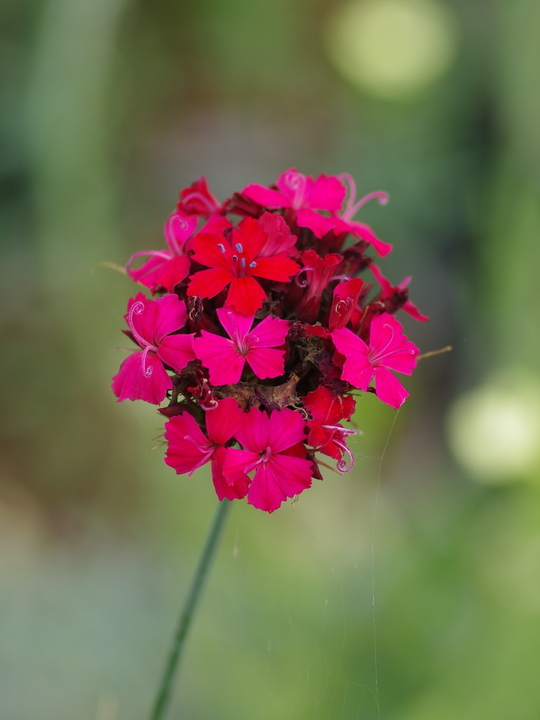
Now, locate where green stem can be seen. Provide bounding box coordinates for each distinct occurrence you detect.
[149,499,232,720]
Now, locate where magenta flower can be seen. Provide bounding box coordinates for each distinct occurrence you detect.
[223,407,313,513]
[242,168,346,239]
[112,293,195,404]
[332,313,420,409]
[369,263,428,322]
[164,398,250,501]
[304,386,356,471]
[331,174,393,257]
[187,216,300,316]
[126,211,196,293]
[194,307,288,385]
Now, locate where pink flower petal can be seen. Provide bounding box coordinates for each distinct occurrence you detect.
[247,454,312,513]
[222,447,261,482]
[373,366,410,409]
[247,315,289,348]
[205,398,246,446]
[296,209,333,239]
[304,174,346,211]
[157,333,196,374]
[241,184,291,208]
[194,332,246,385]
[112,351,172,404]
[234,407,268,454]
[368,314,419,375]
[216,307,255,344]
[211,447,250,500]
[153,293,189,344]
[266,408,307,454]
[346,220,393,257]
[258,212,297,256]
[245,348,285,380]
[127,252,172,290]
[164,412,214,475]
[332,327,373,391]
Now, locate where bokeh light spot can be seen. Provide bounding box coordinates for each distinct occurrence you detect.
[447,371,540,484]
[325,0,459,100]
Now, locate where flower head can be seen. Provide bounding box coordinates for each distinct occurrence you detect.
[111,169,426,511]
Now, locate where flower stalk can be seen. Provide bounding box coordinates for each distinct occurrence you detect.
[149,498,232,720]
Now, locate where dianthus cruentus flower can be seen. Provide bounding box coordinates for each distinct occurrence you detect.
[111,169,431,720]
[164,398,249,501]
[126,211,196,293]
[194,307,289,385]
[187,216,300,316]
[304,386,356,471]
[241,168,346,238]
[112,293,195,404]
[223,407,313,513]
[369,263,429,322]
[112,169,427,513]
[332,312,420,409]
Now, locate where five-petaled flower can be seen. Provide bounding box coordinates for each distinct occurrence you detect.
[187,216,300,316]
[223,407,313,513]
[242,168,346,238]
[164,398,250,501]
[194,307,289,385]
[332,312,420,409]
[112,293,195,404]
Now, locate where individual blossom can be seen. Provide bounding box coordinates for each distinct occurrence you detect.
[177,176,224,217]
[241,168,346,239]
[328,277,366,331]
[164,398,250,501]
[330,174,393,257]
[194,307,289,385]
[304,386,356,471]
[332,312,420,409]
[223,407,313,513]
[126,211,196,293]
[187,216,300,316]
[369,263,428,322]
[112,293,195,404]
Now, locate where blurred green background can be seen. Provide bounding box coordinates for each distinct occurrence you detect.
[2,0,540,718]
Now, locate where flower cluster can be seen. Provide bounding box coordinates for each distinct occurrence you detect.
[112,169,426,512]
